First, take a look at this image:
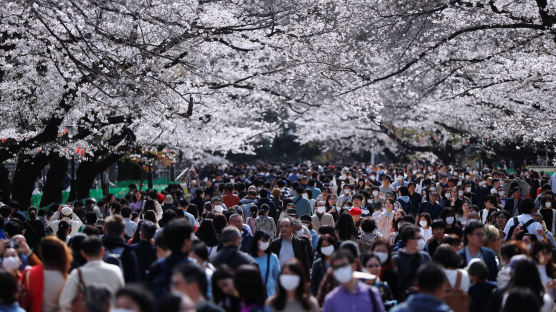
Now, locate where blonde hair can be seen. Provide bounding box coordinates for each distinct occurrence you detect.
[484,224,500,246]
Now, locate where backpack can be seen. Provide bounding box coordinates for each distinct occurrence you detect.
[506,217,538,241]
[443,270,471,312]
[103,246,125,274]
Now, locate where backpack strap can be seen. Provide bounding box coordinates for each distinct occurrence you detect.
[522,219,537,232]
[263,254,271,289]
[77,268,86,292]
[368,287,377,311]
[455,270,462,289]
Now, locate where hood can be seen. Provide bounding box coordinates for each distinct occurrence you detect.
[405,294,452,312]
[398,196,410,203]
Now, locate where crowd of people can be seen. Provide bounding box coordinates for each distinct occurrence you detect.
[0,161,555,312]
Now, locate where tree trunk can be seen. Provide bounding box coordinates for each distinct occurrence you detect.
[73,160,98,201]
[40,155,68,207]
[11,153,49,210]
[0,163,10,203]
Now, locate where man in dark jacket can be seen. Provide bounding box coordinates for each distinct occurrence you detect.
[418,191,443,219]
[210,226,257,270]
[102,215,141,283]
[269,217,311,279]
[130,221,157,280]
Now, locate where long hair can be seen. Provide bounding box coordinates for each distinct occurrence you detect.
[40,236,73,277]
[56,220,70,242]
[370,238,397,273]
[335,212,357,241]
[531,241,556,278]
[196,219,219,247]
[269,259,311,311]
[509,258,544,301]
[316,234,338,260]
[250,230,271,257]
[234,264,267,306]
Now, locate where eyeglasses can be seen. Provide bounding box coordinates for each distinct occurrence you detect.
[366,264,381,269]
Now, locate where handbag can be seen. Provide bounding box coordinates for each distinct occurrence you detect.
[72,268,88,312]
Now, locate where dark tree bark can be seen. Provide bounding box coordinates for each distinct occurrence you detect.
[69,154,123,201]
[11,153,49,210]
[0,163,10,203]
[40,155,69,207]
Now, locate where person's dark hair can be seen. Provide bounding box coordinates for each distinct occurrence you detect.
[416,262,446,293]
[509,258,544,301]
[56,220,71,242]
[331,249,355,264]
[163,219,193,254]
[188,204,199,219]
[432,244,462,269]
[399,186,409,196]
[518,198,535,215]
[531,241,556,278]
[115,284,155,312]
[81,236,103,257]
[500,241,527,260]
[4,220,22,237]
[105,215,126,236]
[121,206,132,218]
[211,265,235,304]
[0,269,18,304]
[196,219,219,247]
[142,210,156,225]
[234,264,266,306]
[269,259,311,310]
[82,225,100,236]
[212,214,228,233]
[191,241,210,262]
[502,287,541,312]
[399,224,420,243]
[431,219,447,230]
[174,262,209,297]
[250,230,271,257]
[157,293,184,312]
[335,212,358,241]
[360,217,377,233]
[159,209,177,228]
[417,212,432,227]
[85,211,97,225]
[110,202,122,215]
[463,221,484,245]
[140,221,157,241]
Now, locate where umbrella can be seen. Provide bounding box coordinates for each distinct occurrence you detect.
[503,179,531,195]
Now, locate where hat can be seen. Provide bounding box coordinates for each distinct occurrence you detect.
[61,206,73,217]
[349,207,362,216]
[286,208,298,217]
[164,194,174,204]
[467,259,488,280]
[300,215,312,224]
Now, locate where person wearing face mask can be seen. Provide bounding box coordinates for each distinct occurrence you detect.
[417,213,432,242]
[322,250,385,312]
[457,221,498,281]
[310,235,337,296]
[311,201,335,232]
[370,239,401,301]
[267,259,319,312]
[361,252,395,308]
[249,231,280,298]
[1,247,21,278]
[438,208,462,238]
[539,196,556,234]
[336,185,353,210]
[392,224,431,300]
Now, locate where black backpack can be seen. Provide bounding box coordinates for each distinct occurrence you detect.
[506,217,538,240]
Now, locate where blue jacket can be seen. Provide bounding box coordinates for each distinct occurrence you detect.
[457,246,498,281]
[292,195,311,217]
[391,293,452,312]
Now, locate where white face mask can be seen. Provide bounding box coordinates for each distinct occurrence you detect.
[546,202,552,208]
[466,187,472,193]
[372,191,379,196]
[333,265,352,284]
[280,274,300,291]
[317,206,326,214]
[499,191,505,196]
[416,239,426,251]
[490,188,497,194]
[458,190,464,196]
[465,175,470,180]
[367,199,373,204]
[445,193,451,199]
[258,241,269,251]
[344,189,350,195]
[419,220,428,228]
[302,193,309,199]
[214,205,224,213]
[321,245,335,256]
[446,216,455,224]
[1,256,20,270]
[374,252,388,264]
[370,175,376,181]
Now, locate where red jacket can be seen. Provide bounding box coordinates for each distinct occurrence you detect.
[20,264,44,312]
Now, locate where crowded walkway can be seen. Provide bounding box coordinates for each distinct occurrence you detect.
[0,162,555,312]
